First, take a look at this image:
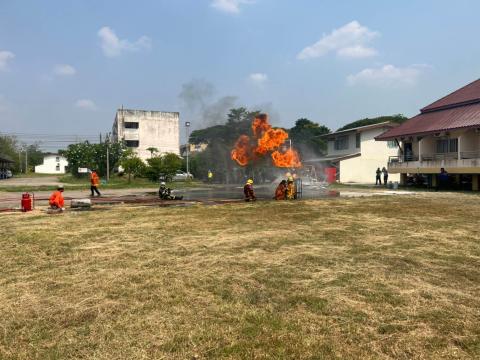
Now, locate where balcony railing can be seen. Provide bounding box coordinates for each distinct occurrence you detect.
[389,152,480,164]
[421,152,458,161]
[460,151,480,159]
[388,155,418,163]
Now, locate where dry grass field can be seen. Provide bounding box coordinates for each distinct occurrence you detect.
[1,194,479,359]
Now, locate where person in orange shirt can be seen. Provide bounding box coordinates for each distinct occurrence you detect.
[49,185,65,211]
[90,169,101,197]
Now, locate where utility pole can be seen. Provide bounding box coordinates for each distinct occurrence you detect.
[106,133,110,182]
[25,148,28,174]
[185,121,191,179]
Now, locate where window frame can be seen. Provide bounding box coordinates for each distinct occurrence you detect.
[125,140,140,148]
[124,122,139,129]
[334,135,349,151]
[387,140,397,149]
[436,138,458,153]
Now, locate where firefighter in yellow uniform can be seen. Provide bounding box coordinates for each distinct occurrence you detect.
[286,176,296,200]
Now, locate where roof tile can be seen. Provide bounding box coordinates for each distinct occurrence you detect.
[421,78,480,112]
[377,79,480,140]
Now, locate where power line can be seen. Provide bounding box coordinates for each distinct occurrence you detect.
[0,132,99,137]
[0,132,106,152]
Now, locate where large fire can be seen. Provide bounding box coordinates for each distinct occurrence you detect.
[272,148,302,168]
[231,113,302,168]
[231,135,251,166]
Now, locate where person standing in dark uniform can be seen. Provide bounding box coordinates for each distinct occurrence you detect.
[376,168,382,185]
[243,179,256,202]
[382,167,389,185]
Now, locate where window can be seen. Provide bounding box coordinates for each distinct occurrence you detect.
[436,139,448,153]
[56,164,60,171]
[436,138,458,153]
[387,140,397,149]
[55,156,60,162]
[125,140,139,148]
[449,138,458,153]
[124,122,139,129]
[334,135,349,151]
[355,133,361,148]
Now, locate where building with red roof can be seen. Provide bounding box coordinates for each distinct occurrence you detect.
[376,79,480,190]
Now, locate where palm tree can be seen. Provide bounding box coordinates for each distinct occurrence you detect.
[146,147,159,158]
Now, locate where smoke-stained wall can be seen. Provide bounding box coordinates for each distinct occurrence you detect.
[112,109,179,161]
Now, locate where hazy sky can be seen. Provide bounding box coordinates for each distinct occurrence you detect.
[1,0,479,140]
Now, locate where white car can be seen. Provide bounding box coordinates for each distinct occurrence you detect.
[172,171,193,181]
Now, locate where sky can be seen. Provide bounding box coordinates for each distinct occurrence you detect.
[1,0,480,144]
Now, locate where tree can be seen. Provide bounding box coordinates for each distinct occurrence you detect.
[93,141,125,177]
[188,107,261,183]
[289,118,331,157]
[59,142,96,176]
[145,153,182,182]
[146,147,159,158]
[61,141,126,177]
[120,150,146,182]
[336,114,408,132]
[25,144,45,171]
[0,135,20,173]
[0,136,45,173]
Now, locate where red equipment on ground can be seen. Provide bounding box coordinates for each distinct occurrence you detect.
[21,193,34,212]
[325,167,337,184]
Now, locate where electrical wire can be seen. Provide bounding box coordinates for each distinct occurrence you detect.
[0,132,104,151]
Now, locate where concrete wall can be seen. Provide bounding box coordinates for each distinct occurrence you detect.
[459,129,480,153]
[339,127,400,183]
[419,137,434,157]
[407,129,480,159]
[113,109,180,161]
[35,155,68,174]
[327,132,358,156]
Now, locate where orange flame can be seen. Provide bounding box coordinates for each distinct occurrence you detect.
[231,113,302,168]
[271,148,302,168]
[252,113,271,137]
[231,135,252,166]
[255,128,288,156]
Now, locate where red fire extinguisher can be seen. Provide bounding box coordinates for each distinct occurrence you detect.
[21,192,34,212]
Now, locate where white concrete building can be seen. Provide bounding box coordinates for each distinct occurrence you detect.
[35,154,68,174]
[112,109,180,161]
[316,122,400,183]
